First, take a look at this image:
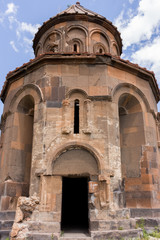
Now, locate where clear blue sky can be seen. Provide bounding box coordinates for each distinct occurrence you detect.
[0,0,160,116]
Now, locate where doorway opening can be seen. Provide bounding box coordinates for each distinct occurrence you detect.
[61,177,89,232]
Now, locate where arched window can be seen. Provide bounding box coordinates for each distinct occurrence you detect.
[74,44,78,52]
[99,48,103,54]
[70,39,82,53]
[93,43,106,54]
[74,99,79,133]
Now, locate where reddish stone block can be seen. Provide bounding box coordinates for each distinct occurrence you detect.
[126,199,137,208]
[125,177,142,186]
[89,181,99,193]
[141,174,153,184]
[141,160,150,168]
[136,198,152,208]
[141,168,147,174]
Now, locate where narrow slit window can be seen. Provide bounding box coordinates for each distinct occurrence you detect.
[74,99,79,133]
[99,48,103,53]
[74,44,77,52]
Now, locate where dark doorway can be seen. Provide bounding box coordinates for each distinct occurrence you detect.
[61,177,89,232]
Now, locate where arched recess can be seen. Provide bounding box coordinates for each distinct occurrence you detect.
[93,42,106,54]
[112,83,151,113]
[15,95,34,187]
[46,141,103,176]
[90,29,110,53]
[70,38,84,53]
[66,88,88,99]
[53,148,98,176]
[8,84,43,196]
[62,89,91,134]
[64,88,94,134]
[35,42,42,57]
[118,93,145,179]
[43,30,62,53]
[66,25,88,52]
[112,83,150,207]
[111,42,120,56]
[9,83,43,112]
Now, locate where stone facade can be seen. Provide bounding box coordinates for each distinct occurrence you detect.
[0,2,160,239]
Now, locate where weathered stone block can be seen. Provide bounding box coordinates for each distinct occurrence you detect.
[28,221,60,233]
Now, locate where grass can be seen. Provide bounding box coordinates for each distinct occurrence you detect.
[135,218,160,239]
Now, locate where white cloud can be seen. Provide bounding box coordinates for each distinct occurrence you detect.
[115,0,160,49]
[114,0,160,85]
[0,3,18,23]
[22,37,33,53]
[0,2,40,55]
[18,22,40,36]
[16,22,40,53]
[131,36,160,80]
[129,0,134,4]
[10,40,19,52]
[5,3,18,15]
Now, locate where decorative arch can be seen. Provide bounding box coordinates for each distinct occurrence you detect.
[70,38,84,53]
[9,83,43,113]
[66,25,88,52]
[67,24,88,38]
[93,42,107,54]
[111,42,120,56]
[62,89,90,134]
[43,30,63,53]
[35,42,42,56]
[90,29,110,53]
[66,88,88,99]
[117,88,147,207]
[46,141,103,175]
[112,83,151,113]
[118,92,146,178]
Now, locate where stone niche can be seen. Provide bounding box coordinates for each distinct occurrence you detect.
[52,148,99,176]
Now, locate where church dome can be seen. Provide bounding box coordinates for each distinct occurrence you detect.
[33,2,122,57]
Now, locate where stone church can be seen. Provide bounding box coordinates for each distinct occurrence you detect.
[0,2,160,240]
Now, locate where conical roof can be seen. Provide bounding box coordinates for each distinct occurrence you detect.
[57,2,105,19]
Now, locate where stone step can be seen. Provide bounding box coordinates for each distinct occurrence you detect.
[130,208,160,218]
[26,232,58,240]
[27,232,91,240]
[91,229,143,239]
[135,218,160,228]
[0,230,10,240]
[28,221,60,233]
[60,232,91,240]
[60,238,92,240]
[0,211,15,221]
[0,220,14,230]
[90,219,136,231]
[90,218,160,232]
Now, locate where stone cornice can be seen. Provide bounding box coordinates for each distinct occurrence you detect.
[1,53,159,103]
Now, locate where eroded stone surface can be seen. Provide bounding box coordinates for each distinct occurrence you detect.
[0,2,160,240]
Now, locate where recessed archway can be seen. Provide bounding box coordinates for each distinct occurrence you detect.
[119,93,145,179]
[16,95,34,194]
[51,146,99,232]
